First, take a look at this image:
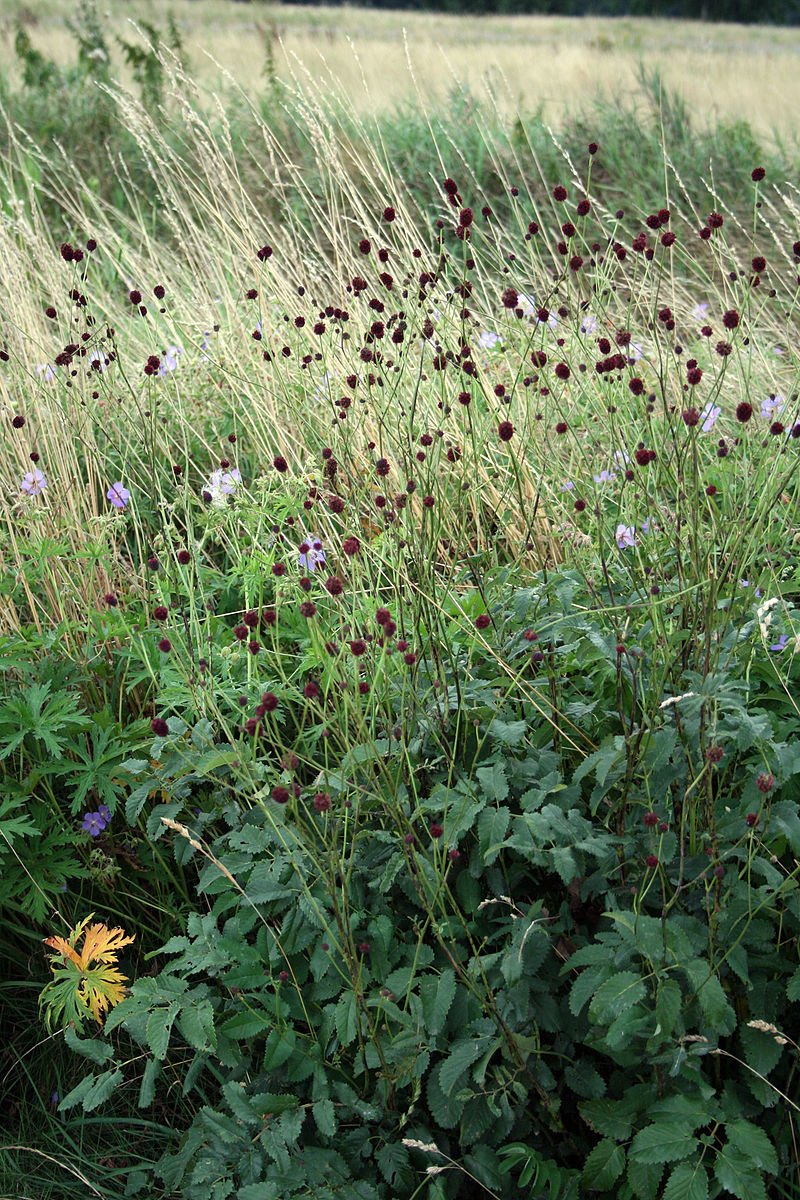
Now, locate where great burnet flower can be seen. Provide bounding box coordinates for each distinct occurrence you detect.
[106,482,130,509]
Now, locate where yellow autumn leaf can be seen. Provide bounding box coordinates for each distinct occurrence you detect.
[40,913,135,1030]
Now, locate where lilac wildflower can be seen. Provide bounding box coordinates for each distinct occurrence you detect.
[106,481,130,509]
[202,468,241,507]
[700,403,721,433]
[36,363,56,383]
[761,393,785,419]
[593,469,616,484]
[580,314,598,335]
[477,331,501,350]
[159,345,183,376]
[691,302,709,323]
[81,810,107,837]
[21,468,47,496]
[615,524,637,549]
[299,536,326,572]
[770,634,790,652]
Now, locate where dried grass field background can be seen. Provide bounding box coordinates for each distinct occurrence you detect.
[0,1,798,142]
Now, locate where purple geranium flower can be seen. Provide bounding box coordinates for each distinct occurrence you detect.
[298,536,326,572]
[761,393,785,419]
[106,481,130,509]
[700,403,721,433]
[770,635,790,653]
[81,810,107,837]
[615,524,637,549]
[159,345,183,377]
[21,468,47,496]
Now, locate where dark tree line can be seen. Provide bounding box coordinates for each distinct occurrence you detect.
[270,0,799,24]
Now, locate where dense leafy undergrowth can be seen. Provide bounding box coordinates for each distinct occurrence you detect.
[1,4,800,1198]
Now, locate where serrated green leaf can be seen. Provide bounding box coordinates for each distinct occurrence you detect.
[335,990,358,1046]
[477,807,511,865]
[582,1138,626,1190]
[580,1098,636,1141]
[714,1146,767,1200]
[312,1098,337,1137]
[656,979,683,1039]
[147,1001,179,1060]
[220,1009,272,1040]
[421,967,456,1036]
[565,1060,607,1099]
[629,1123,697,1165]
[476,761,509,803]
[58,1073,95,1112]
[237,1184,280,1200]
[739,1022,784,1076]
[724,1121,778,1175]
[786,965,800,1002]
[82,1068,123,1112]
[138,1057,159,1108]
[223,1080,260,1124]
[64,1026,115,1064]
[177,999,217,1052]
[427,1060,465,1129]
[248,1092,299,1117]
[439,1038,485,1096]
[662,1161,709,1200]
[627,1157,664,1200]
[589,971,646,1024]
[683,960,736,1035]
[263,1026,297,1071]
[376,1142,410,1188]
[569,963,613,1017]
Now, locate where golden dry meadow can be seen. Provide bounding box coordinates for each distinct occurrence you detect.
[0,1,798,141]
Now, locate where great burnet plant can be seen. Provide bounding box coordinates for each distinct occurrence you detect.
[53,568,800,1199]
